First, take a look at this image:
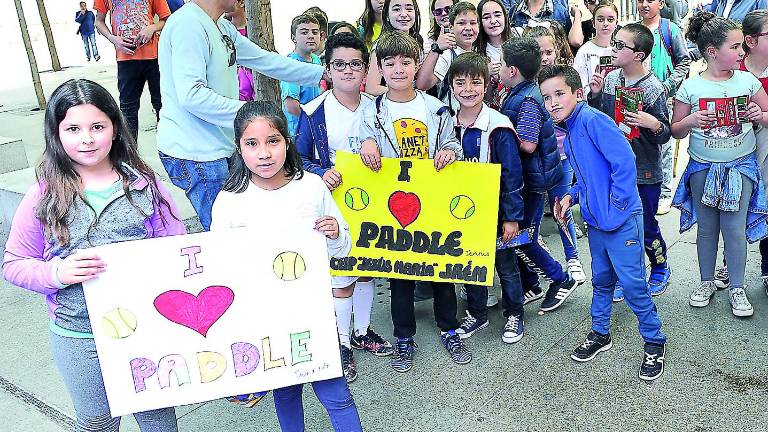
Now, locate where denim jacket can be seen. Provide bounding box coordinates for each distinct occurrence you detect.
[509,0,572,30]
[673,155,768,243]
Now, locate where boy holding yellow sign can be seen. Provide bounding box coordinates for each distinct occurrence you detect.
[357,31,470,373]
[447,52,528,344]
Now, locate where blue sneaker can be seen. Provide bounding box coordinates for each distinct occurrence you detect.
[227,391,269,408]
[391,338,416,373]
[501,314,524,344]
[613,283,624,303]
[648,265,671,296]
[440,330,472,365]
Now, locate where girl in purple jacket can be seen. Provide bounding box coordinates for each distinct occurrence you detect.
[2,79,185,431]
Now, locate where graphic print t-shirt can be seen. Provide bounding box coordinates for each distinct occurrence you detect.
[324,92,375,162]
[385,97,429,159]
[93,0,170,61]
[676,70,762,163]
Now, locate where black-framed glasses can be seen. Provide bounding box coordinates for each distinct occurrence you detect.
[330,59,366,72]
[611,39,641,52]
[433,5,451,17]
[222,34,236,67]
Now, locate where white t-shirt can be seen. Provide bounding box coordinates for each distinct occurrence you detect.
[385,96,430,159]
[434,46,469,81]
[322,92,375,162]
[573,41,613,92]
[486,43,502,64]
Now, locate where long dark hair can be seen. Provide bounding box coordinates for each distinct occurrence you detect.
[686,11,739,59]
[382,0,423,48]
[224,101,303,194]
[742,10,768,53]
[474,0,513,58]
[358,0,381,47]
[428,0,459,42]
[38,79,176,245]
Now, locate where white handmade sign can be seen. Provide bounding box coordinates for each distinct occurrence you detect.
[83,226,342,417]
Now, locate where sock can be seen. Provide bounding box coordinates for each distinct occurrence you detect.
[352,280,375,335]
[334,296,353,348]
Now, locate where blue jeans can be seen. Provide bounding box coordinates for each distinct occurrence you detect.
[465,247,524,320]
[638,183,668,269]
[159,152,229,230]
[546,158,579,261]
[50,333,178,431]
[81,32,99,60]
[272,377,362,432]
[517,190,567,289]
[587,214,667,345]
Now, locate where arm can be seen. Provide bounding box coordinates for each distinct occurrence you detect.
[568,8,585,49]
[283,97,301,117]
[746,86,768,128]
[147,181,187,238]
[637,91,672,145]
[491,128,525,223]
[295,112,328,177]
[364,51,388,96]
[415,51,442,90]
[2,186,64,295]
[436,108,463,160]
[515,98,543,154]
[670,99,693,139]
[586,114,638,207]
[663,28,691,96]
[320,186,352,258]
[76,11,85,23]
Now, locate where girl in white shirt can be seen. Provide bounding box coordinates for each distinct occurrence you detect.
[475,0,515,109]
[211,101,362,432]
[573,0,619,92]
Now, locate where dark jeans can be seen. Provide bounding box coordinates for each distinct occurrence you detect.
[465,247,524,321]
[81,32,98,60]
[517,190,567,289]
[762,239,768,276]
[391,279,459,338]
[117,59,161,140]
[637,183,668,269]
[159,152,229,231]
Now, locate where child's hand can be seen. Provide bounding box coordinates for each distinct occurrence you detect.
[322,169,342,191]
[555,195,572,221]
[57,250,106,285]
[488,61,502,77]
[570,5,582,19]
[360,141,382,172]
[434,149,457,171]
[687,110,717,129]
[745,101,763,122]
[623,111,661,131]
[436,30,457,51]
[315,216,339,240]
[588,70,604,96]
[501,221,519,242]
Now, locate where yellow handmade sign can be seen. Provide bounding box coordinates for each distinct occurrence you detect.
[330,152,500,286]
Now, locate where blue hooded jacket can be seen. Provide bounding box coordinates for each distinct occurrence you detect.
[563,102,643,231]
[501,80,563,193]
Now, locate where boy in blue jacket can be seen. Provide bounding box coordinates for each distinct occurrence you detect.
[499,37,578,313]
[539,64,667,381]
[447,53,527,344]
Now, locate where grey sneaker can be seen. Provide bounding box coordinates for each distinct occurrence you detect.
[689,281,717,307]
[728,287,754,317]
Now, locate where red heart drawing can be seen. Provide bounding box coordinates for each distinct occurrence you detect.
[388,191,421,228]
[154,286,235,337]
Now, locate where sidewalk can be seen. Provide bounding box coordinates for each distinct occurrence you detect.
[1,64,767,432]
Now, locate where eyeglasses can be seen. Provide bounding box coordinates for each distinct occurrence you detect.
[222,34,236,67]
[611,39,641,52]
[433,6,451,17]
[330,59,366,71]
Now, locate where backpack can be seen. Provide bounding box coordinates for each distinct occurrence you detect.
[659,18,676,68]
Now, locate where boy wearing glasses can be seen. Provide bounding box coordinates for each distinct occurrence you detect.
[539,64,667,382]
[587,23,672,301]
[296,32,394,384]
[282,14,324,136]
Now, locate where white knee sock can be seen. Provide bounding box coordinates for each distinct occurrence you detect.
[334,296,353,348]
[352,280,375,335]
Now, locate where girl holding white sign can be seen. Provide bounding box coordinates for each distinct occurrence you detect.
[211,101,362,431]
[2,79,186,431]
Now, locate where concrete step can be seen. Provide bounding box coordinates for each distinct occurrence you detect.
[0,136,28,175]
[0,167,200,231]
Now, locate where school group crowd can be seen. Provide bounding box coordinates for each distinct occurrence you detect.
[5,0,768,430]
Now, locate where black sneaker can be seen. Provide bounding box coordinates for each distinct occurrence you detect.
[540,276,578,312]
[391,338,416,373]
[639,343,665,381]
[350,327,394,357]
[571,331,612,362]
[440,330,472,365]
[340,345,358,383]
[523,286,544,305]
[714,266,729,290]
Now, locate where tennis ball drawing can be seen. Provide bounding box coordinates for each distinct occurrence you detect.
[344,187,370,211]
[450,195,476,220]
[102,308,137,339]
[273,251,306,281]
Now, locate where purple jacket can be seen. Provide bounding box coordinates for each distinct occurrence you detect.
[2,166,186,333]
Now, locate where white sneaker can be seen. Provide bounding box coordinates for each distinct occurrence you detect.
[487,291,498,307]
[729,287,754,317]
[567,259,587,284]
[656,197,673,215]
[689,281,717,307]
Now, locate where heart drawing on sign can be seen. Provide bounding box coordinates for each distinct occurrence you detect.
[388,191,421,228]
[154,286,235,337]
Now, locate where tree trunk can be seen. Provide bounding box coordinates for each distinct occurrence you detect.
[35,0,62,71]
[245,0,280,104]
[14,0,46,109]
